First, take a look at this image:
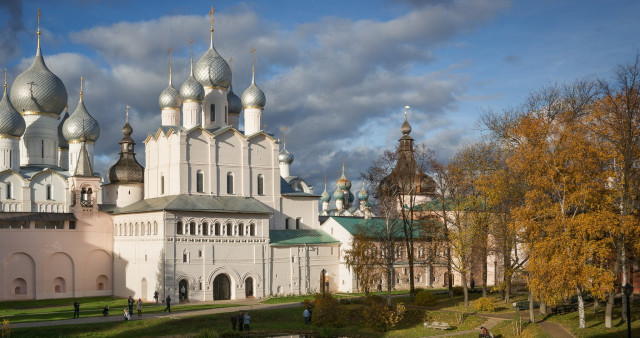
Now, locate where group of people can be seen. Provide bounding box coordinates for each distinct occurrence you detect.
[123,296,144,320]
[303,306,313,325]
[230,312,251,331]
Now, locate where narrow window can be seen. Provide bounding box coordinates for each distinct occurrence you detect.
[6,182,12,199]
[177,222,183,235]
[9,149,12,168]
[41,140,44,158]
[226,223,232,236]
[210,104,215,122]
[226,172,234,194]
[46,184,52,200]
[225,106,228,124]
[160,175,165,195]
[239,223,244,236]
[285,218,289,230]
[257,174,264,195]
[154,222,158,235]
[183,252,188,263]
[249,223,255,236]
[196,171,204,193]
[296,218,301,230]
[215,223,220,236]
[189,222,196,235]
[203,222,209,236]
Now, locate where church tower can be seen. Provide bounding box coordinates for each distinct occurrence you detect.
[242,49,266,135]
[62,77,100,174]
[0,69,26,171]
[160,50,181,126]
[180,39,205,129]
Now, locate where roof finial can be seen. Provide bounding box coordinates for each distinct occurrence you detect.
[341,157,345,176]
[282,126,287,149]
[189,38,195,76]
[250,48,256,84]
[126,105,130,123]
[36,8,42,55]
[209,5,215,49]
[3,68,6,93]
[168,48,173,86]
[79,76,84,101]
[404,105,410,120]
[324,174,327,191]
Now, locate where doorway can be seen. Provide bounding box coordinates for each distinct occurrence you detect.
[213,274,231,300]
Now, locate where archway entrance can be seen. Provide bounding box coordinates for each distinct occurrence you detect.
[179,279,188,301]
[245,277,254,298]
[213,274,231,300]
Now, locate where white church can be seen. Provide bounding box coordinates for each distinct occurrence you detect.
[0,8,387,302]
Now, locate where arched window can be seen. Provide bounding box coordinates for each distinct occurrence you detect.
[153,222,158,235]
[257,174,264,195]
[183,250,189,263]
[6,182,12,199]
[249,223,256,236]
[160,175,165,195]
[196,170,204,193]
[215,223,221,236]
[203,222,209,236]
[147,222,151,235]
[226,223,232,236]
[210,104,216,122]
[226,172,234,194]
[135,223,140,236]
[177,221,183,235]
[189,222,196,235]
[238,223,244,236]
[296,217,301,230]
[129,223,133,236]
[81,187,93,207]
[46,184,52,200]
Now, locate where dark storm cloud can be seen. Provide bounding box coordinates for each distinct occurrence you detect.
[0,0,25,65]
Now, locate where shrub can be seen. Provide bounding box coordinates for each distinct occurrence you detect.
[475,297,496,312]
[362,295,406,332]
[452,286,464,296]
[414,290,436,306]
[312,293,345,327]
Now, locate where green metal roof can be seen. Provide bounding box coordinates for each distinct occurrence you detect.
[330,216,439,238]
[269,229,340,246]
[112,195,273,215]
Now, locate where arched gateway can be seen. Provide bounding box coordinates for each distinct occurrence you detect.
[213,274,231,300]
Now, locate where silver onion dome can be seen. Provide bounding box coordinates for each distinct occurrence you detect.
[242,82,266,109]
[227,85,242,115]
[63,97,100,142]
[0,84,26,137]
[278,148,294,164]
[195,47,232,89]
[57,108,69,148]
[180,75,205,102]
[10,36,67,116]
[159,84,181,109]
[333,188,344,200]
[320,189,331,203]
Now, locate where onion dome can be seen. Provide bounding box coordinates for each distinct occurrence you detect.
[333,187,344,200]
[321,189,331,203]
[278,148,294,164]
[159,51,181,109]
[242,50,266,109]
[336,163,351,191]
[358,183,369,201]
[195,8,232,89]
[0,75,26,138]
[180,46,205,102]
[401,105,412,135]
[63,78,100,142]
[108,111,144,183]
[10,15,67,116]
[57,106,69,148]
[227,85,242,115]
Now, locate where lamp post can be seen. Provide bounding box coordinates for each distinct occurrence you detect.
[321,269,326,296]
[623,283,633,338]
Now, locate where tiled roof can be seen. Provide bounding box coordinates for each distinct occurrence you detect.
[269,229,340,246]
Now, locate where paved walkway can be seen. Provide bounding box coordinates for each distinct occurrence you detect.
[10,298,298,329]
[9,299,576,337]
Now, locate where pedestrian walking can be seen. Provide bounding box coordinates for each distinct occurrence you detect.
[154,290,159,304]
[231,314,237,330]
[164,295,171,312]
[127,296,134,317]
[243,312,250,332]
[237,313,244,331]
[137,298,143,316]
[73,300,80,319]
[303,307,311,325]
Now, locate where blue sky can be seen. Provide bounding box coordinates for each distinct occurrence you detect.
[1,0,639,194]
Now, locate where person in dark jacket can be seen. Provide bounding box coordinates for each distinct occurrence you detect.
[164,295,172,312]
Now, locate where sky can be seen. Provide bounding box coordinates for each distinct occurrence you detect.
[1,0,639,195]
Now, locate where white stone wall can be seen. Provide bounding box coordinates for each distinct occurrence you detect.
[20,114,58,167]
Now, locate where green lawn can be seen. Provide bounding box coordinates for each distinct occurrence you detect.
[546,302,640,337]
[0,296,239,323]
